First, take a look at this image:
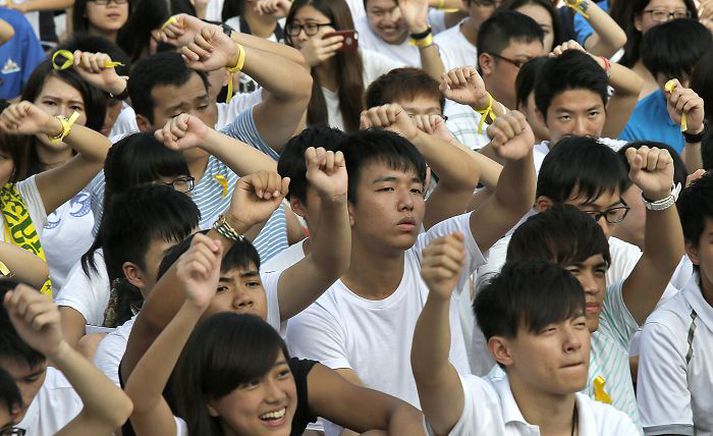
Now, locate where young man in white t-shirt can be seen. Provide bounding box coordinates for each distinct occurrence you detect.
[286,109,537,415]
[637,172,713,435]
[413,240,638,435]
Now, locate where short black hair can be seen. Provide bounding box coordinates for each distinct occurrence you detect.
[515,56,547,110]
[0,366,22,416]
[507,204,612,267]
[0,279,46,369]
[703,130,713,171]
[58,33,132,78]
[618,141,688,190]
[534,50,608,118]
[691,48,713,125]
[128,51,209,123]
[364,67,445,112]
[277,126,346,202]
[641,19,712,82]
[477,10,544,67]
[537,136,629,205]
[678,171,713,247]
[474,259,585,341]
[341,129,427,203]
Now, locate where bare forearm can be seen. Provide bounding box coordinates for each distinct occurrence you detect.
[309,199,350,276]
[17,0,73,11]
[202,129,277,176]
[0,243,48,288]
[419,45,445,81]
[579,1,627,57]
[681,141,703,171]
[643,205,684,277]
[231,31,308,69]
[492,152,536,219]
[65,124,111,164]
[413,134,481,191]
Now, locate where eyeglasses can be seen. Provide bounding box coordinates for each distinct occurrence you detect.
[583,206,631,224]
[0,425,26,436]
[486,53,531,69]
[89,0,129,4]
[472,0,502,7]
[407,113,448,121]
[163,176,195,193]
[642,9,691,22]
[285,22,334,37]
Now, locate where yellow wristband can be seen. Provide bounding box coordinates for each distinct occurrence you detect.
[665,79,687,132]
[566,0,590,19]
[409,33,433,48]
[474,93,496,135]
[226,43,246,104]
[49,111,80,144]
[52,49,124,71]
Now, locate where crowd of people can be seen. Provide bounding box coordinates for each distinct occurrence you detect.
[0,0,711,434]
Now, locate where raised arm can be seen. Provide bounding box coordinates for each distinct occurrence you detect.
[0,101,110,215]
[665,79,705,172]
[155,113,277,176]
[411,233,466,436]
[400,0,445,80]
[565,0,626,58]
[0,242,49,289]
[621,146,684,325]
[277,147,350,320]
[0,18,15,46]
[7,0,74,13]
[125,234,222,436]
[3,284,133,435]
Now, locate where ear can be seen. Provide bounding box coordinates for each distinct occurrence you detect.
[535,195,553,212]
[347,202,356,227]
[290,197,307,219]
[479,53,494,77]
[488,336,514,367]
[685,241,700,266]
[206,399,220,418]
[136,114,152,133]
[633,14,643,32]
[122,261,146,289]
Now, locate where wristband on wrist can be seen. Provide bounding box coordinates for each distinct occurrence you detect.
[409,33,433,48]
[410,26,432,40]
[226,43,246,104]
[565,0,590,18]
[109,85,130,101]
[683,124,706,143]
[48,111,80,144]
[474,93,497,135]
[642,183,681,211]
[212,214,246,242]
[598,56,611,79]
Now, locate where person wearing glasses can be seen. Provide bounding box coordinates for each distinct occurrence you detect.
[619,0,699,100]
[71,0,131,43]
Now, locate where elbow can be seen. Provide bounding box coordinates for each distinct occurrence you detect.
[111,396,134,428]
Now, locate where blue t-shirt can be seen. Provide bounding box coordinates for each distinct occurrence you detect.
[573,0,610,46]
[619,89,684,153]
[0,8,45,99]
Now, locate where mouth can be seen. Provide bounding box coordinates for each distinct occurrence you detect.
[259,407,287,427]
[561,361,585,369]
[397,217,416,231]
[585,303,600,315]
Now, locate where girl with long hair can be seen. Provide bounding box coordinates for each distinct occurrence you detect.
[500,0,563,51]
[71,0,131,42]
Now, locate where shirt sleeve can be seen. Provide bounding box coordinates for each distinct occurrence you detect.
[218,107,279,161]
[637,318,695,436]
[285,304,351,371]
[260,270,282,331]
[425,374,499,436]
[16,175,48,230]
[599,281,640,348]
[54,256,110,326]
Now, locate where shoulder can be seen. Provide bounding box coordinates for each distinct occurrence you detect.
[578,393,639,434]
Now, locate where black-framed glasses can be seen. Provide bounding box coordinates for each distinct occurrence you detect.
[0,425,26,436]
[486,53,531,69]
[89,0,129,4]
[583,206,631,224]
[163,176,195,193]
[407,113,448,121]
[472,0,502,6]
[285,22,334,37]
[643,9,691,22]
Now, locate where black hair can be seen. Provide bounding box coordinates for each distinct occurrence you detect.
[619,0,698,68]
[477,10,544,70]
[474,259,585,341]
[691,48,713,124]
[174,313,290,436]
[640,19,712,82]
[71,0,132,36]
[0,279,46,369]
[128,51,209,124]
[0,367,22,417]
[678,171,713,247]
[364,67,445,112]
[101,184,199,327]
[499,0,563,50]
[618,141,688,190]
[277,126,346,202]
[703,130,713,171]
[341,129,427,203]
[0,133,29,184]
[222,0,246,21]
[537,136,629,205]
[58,33,132,78]
[19,59,107,177]
[515,56,547,110]
[157,231,261,281]
[507,203,612,267]
[534,50,608,118]
[117,0,172,63]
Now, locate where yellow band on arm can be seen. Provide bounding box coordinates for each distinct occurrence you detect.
[408,33,433,48]
[474,93,496,135]
[52,49,124,71]
[226,43,246,104]
[49,111,80,144]
[665,79,688,132]
[566,0,590,19]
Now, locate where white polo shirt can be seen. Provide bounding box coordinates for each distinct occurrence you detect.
[637,274,713,436]
[431,371,638,435]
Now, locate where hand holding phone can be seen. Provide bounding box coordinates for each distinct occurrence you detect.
[323,30,358,52]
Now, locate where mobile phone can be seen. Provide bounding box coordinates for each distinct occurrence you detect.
[323,30,358,52]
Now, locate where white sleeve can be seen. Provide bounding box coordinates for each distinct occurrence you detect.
[360,49,404,84]
[285,305,351,371]
[16,175,48,230]
[428,9,447,34]
[425,374,499,436]
[260,270,282,331]
[174,416,189,436]
[637,319,694,436]
[93,332,126,387]
[599,281,640,347]
[54,254,110,326]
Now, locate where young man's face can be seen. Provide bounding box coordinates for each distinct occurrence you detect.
[503,314,590,396]
[686,217,713,296]
[481,39,545,110]
[0,358,47,421]
[366,0,408,45]
[564,188,625,240]
[349,160,426,254]
[543,89,606,144]
[203,264,268,321]
[393,94,443,116]
[142,237,184,294]
[564,254,608,332]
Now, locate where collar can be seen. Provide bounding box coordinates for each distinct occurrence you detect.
[683,273,713,332]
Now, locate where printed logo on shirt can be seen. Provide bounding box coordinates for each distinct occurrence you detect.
[1,59,20,75]
[44,192,92,230]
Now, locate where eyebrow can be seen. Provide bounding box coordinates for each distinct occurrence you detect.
[219,270,259,281]
[371,175,422,184]
[41,95,84,105]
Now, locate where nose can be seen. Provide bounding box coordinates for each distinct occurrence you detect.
[264,377,287,403]
[572,117,590,136]
[233,290,254,312]
[595,216,611,239]
[578,270,599,297]
[397,188,414,211]
[562,325,584,353]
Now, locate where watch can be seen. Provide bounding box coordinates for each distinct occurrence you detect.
[641,183,681,211]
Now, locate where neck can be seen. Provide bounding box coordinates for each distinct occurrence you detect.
[700,273,713,308]
[36,144,72,172]
[508,372,577,436]
[187,156,209,182]
[341,237,405,300]
[89,26,118,42]
[460,18,479,46]
[242,8,279,39]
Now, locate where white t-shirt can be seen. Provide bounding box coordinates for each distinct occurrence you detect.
[436,371,638,435]
[94,315,135,386]
[433,19,478,71]
[16,367,83,436]
[1,176,46,241]
[262,239,307,273]
[109,102,139,142]
[323,49,402,131]
[286,213,482,411]
[637,274,713,436]
[54,250,110,326]
[215,89,263,130]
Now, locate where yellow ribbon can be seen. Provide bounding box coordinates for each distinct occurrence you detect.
[408,33,433,48]
[665,79,688,132]
[214,175,229,198]
[475,93,497,135]
[565,0,590,18]
[49,112,80,144]
[593,376,612,404]
[52,50,124,71]
[161,15,179,31]
[0,261,10,276]
[226,43,246,104]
